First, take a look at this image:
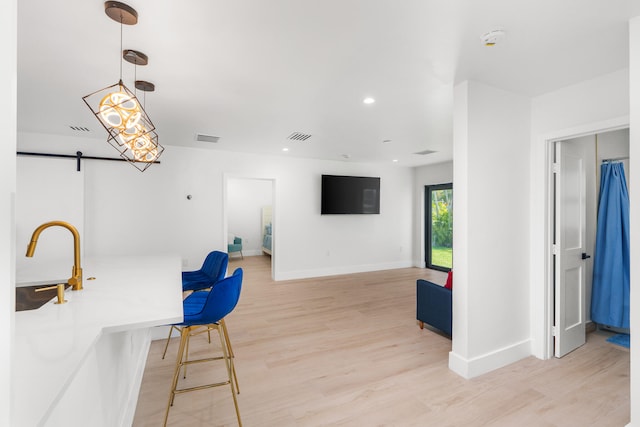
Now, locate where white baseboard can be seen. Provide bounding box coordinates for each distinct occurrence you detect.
[448,338,531,379]
[275,260,413,281]
[240,249,264,257]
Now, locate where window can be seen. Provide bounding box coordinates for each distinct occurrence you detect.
[425,184,452,271]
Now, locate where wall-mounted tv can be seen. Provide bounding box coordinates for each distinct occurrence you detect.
[321,175,380,215]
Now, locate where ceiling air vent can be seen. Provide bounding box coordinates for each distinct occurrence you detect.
[287,132,312,141]
[414,149,437,156]
[196,134,220,143]
[69,125,91,132]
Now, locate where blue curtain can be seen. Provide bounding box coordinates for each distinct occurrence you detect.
[591,161,630,328]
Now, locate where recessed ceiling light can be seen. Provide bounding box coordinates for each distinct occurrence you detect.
[363,97,375,104]
[392,159,399,163]
[282,147,289,152]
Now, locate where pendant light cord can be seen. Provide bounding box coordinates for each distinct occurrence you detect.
[119,19,123,83]
[133,60,146,108]
[134,62,137,97]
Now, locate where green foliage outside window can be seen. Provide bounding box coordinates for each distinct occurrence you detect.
[431,190,452,248]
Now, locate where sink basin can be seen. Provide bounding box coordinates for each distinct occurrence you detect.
[16,283,70,312]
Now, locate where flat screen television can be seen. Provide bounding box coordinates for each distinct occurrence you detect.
[321,175,380,215]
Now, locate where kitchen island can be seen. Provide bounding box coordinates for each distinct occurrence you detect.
[13,255,183,427]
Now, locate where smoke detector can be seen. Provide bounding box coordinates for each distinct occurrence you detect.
[481,29,506,46]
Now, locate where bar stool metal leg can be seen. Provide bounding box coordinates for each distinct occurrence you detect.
[163,324,242,427]
[161,325,178,359]
[163,326,190,426]
[218,323,242,426]
[220,318,240,393]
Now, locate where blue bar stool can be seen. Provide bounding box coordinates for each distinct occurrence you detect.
[182,250,229,292]
[175,289,240,393]
[162,251,229,359]
[163,268,243,427]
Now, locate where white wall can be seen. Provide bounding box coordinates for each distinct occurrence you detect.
[413,161,453,268]
[529,68,630,359]
[227,178,273,256]
[449,81,531,378]
[17,132,415,281]
[629,15,640,427]
[1,0,16,424]
[15,156,85,282]
[531,69,629,136]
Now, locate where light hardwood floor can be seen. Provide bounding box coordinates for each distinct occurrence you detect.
[133,256,630,426]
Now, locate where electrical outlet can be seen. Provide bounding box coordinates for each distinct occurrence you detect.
[182,259,188,268]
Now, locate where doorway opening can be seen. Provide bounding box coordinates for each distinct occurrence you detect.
[547,128,629,358]
[224,176,275,280]
[425,183,453,272]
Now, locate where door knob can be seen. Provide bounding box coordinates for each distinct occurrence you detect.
[581,253,591,260]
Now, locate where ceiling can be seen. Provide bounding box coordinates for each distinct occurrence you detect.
[16,0,640,167]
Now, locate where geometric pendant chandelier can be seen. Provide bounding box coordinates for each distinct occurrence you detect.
[82,1,164,172]
[126,78,164,167]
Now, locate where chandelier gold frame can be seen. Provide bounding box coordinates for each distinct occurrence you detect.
[82,1,163,172]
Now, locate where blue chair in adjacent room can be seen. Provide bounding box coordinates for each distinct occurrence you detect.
[163,268,244,427]
[228,237,243,259]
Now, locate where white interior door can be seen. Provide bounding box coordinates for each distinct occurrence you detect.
[554,141,587,358]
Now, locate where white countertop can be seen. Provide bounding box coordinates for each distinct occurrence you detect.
[13,255,184,426]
